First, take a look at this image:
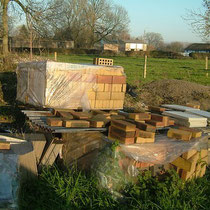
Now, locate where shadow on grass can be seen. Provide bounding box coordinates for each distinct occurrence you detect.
[0,71,27,131]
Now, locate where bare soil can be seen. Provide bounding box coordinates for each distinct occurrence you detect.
[125,79,210,111]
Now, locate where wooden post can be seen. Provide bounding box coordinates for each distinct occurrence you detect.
[143,54,147,78]
[54,52,57,61]
[206,56,208,77]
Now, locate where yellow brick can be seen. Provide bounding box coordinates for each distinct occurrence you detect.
[122,84,127,92]
[112,84,122,92]
[167,128,192,141]
[111,92,125,100]
[89,100,95,109]
[96,92,111,100]
[182,150,197,160]
[104,84,112,92]
[95,100,103,109]
[87,91,96,100]
[96,84,105,92]
[171,152,199,172]
[113,100,124,109]
[109,100,114,109]
[181,170,196,181]
[102,100,109,109]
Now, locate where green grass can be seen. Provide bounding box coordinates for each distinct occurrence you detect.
[46,54,210,86]
[19,165,210,210]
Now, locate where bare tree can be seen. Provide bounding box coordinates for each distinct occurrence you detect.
[0,0,57,61]
[46,0,129,48]
[142,32,164,50]
[184,0,210,42]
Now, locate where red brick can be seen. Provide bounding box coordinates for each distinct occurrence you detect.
[112,76,126,84]
[97,75,112,84]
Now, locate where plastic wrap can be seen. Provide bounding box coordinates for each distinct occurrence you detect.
[16,61,124,110]
[120,135,208,164]
[0,152,19,209]
[93,135,208,196]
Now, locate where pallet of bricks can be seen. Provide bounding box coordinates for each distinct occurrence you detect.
[16,61,125,110]
[105,106,208,181]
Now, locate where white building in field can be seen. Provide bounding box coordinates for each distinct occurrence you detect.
[123,40,147,52]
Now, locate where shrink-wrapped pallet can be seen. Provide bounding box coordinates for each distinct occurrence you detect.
[16,61,126,110]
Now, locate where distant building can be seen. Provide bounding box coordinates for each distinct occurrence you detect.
[103,43,119,52]
[123,40,147,52]
[184,43,210,54]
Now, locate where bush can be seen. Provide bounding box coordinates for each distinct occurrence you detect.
[189,52,210,59]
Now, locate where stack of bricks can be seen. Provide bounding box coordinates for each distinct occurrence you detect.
[93,58,113,66]
[171,149,208,181]
[88,75,126,110]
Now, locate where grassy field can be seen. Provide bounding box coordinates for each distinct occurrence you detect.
[46,54,210,86]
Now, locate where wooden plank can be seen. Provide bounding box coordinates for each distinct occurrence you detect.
[145,120,165,127]
[40,139,63,166]
[182,150,197,160]
[18,142,38,181]
[25,133,47,164]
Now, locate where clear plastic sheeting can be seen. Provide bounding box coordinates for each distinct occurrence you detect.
[0,152,19,209]
[117,135,208,165]
[93,135,208,197]
[16,61,124,110]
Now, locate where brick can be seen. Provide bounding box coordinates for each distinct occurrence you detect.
[148,106,166,113]
[111,92,125,100]
[89,120,104,128]
[186,103,200,109]
[63,120,90,128]
[71,112,92,120]
[122,84,127,92]
[108,131,134,145]
[87,91,96,100]
[89,100,95,109]
[171,152,199,172]
[182,150,197,160]
[145,120,165,127]
[138,130,155,139]
[167,128,192,141]
[92,110,110,116]
[111,120,136,131]
[112,84,123,92]
[57,111,74,119]
[135,121,156,132]
[104,84,112,92]
[96,92,111,100]
[95,100,103,109]
[178,126,202,138]
[102,100,110,109]
[47,117,63,127]
[199,149,208,159]
[113,100,124,109]
[112,76,126,84]
[169,120,175,126]
[129,113,151,121]
[109,126,136,138]
[97,75,112,84]
[151,114,169,126]
[96,84,105,91]
[110,115,126,120]
[136,137,155,143]
[109,100,114,109]
[0,141,10,150]
[181,169,196,181]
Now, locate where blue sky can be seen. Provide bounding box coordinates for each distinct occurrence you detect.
[113,0,204,43]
